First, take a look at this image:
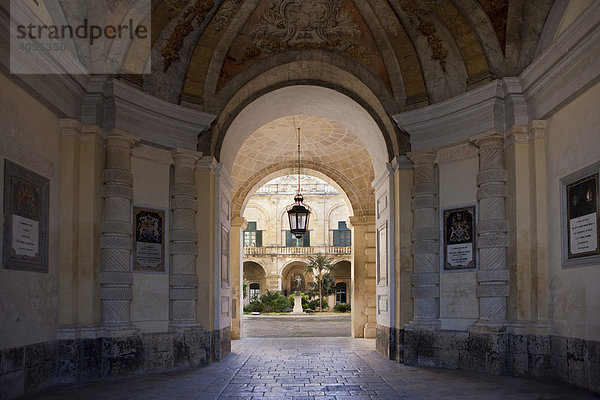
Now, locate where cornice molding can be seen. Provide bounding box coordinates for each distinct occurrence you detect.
[100,79,216,150]
[520,2,600,120]
[436,143,478,164]
[133,144,175,166]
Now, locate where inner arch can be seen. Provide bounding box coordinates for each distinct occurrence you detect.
[220,85,390,179]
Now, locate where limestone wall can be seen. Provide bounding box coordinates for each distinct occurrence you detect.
[130,152,171,333]
[545,81,600,341]
[437,151,479,331]
[0,73,60,349]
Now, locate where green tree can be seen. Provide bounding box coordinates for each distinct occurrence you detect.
[243,279,248,299]
[305,253,336,311]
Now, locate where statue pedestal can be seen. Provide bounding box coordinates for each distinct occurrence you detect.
[292,295,304,314]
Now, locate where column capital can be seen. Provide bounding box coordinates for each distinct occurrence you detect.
[171,148,202,166]
[105,129,140,147]
[407,149,437,164]
[196,155,218,171]
[231,216,247,231]
[59,119,81,138]
[471,132,504,149]
[348,215,376,229]
[528,120,546,140]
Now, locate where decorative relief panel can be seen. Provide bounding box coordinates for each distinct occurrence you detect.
[217,0,390,90]
[133,206,167,273]
[443,206,476,270]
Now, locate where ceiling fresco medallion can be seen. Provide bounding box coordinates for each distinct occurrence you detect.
[250,0,364,55]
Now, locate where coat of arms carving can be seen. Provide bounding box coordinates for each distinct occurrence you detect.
[251,0,360,52]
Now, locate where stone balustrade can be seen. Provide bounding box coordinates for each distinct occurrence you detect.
[244,246,352,256]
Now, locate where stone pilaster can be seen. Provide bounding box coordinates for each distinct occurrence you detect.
[230,216,247,340]
[170,149,201,328]
[407,150,440,330]
[473,134,509,327]
[100,130,139,328]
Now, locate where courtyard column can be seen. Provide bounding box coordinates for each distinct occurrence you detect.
[407,150,440,330]
[170,149,201,328]
[230,216,247,339]
[100,130,140,328]
[349,215,377,338]
[473,134,509,326]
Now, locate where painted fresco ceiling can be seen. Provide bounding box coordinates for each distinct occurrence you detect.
[143,0,552,112]
[132,0,553,213]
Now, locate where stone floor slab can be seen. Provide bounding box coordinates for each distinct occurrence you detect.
[23,337,598,400]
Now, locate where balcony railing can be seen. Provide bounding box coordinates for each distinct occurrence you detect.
[244,246,352,256]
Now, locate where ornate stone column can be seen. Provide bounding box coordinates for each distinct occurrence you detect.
[100,130,139,328]
[407,150,440,330]
[473,134,509,327]
[170,149,201,328]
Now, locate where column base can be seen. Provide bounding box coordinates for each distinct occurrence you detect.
[169,322,203,332]
[405,319,440,331]
[469,320,508,333]
[507,321,551,335]
[364,322,377,338]
[100,323,140,338]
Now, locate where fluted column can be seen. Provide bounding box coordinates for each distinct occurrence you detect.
[170,149,201,328]
[100,130,139,328]
[407,150,440,330]
[474,134,509,327]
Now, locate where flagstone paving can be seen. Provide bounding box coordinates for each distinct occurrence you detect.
[25,337,598,400]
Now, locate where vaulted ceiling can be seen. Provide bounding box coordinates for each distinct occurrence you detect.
[127,0,555,215]
[135,0,553,158]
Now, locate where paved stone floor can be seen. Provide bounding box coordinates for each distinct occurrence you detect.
[26,337,598,400]
[243,314,351,337]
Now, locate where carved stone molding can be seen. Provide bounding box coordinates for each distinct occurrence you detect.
[406,150,439,330]
[170,149,202,328]
[101,131,140,327]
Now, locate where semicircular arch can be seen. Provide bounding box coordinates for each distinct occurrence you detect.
[233,162,372,220]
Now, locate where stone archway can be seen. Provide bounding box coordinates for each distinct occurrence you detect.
[243,261,268,304]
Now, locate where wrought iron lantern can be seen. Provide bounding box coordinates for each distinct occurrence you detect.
[287,194,311,237]
[286,123,311,238]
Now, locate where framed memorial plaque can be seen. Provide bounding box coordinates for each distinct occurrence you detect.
[221,224,230,288]
[443,206,476,270]
[3,160,49,272]
[566,173,599,259]
[133,206,166,272]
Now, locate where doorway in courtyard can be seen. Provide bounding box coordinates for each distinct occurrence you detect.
[240,174,353,337]
[224,88,390,341]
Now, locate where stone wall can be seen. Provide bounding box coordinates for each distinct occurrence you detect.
[385,329,600,394]
[0,328,227,399]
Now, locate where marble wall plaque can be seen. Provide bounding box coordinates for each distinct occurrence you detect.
[3,159,49,272]
[443,206,476,270]
[133,206,166,272]
[567,173,600,258]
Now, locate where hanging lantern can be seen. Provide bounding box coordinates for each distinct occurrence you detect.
[286,121,311,238]
[287,194,311,238]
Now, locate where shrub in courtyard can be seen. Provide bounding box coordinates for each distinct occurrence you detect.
[244,301,264,313]
[333,303,351,313]
[307,298,328,311]
[260,290,289,312]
